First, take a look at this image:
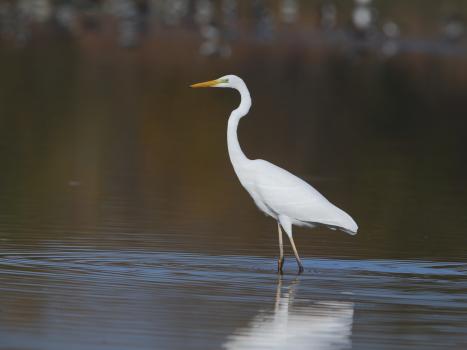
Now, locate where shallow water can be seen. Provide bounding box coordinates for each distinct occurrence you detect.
[1,245,466,350]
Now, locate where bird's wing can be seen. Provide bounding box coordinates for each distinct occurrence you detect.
[250,159,357,232]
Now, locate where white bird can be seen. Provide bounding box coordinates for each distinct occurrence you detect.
[191,75,358,273]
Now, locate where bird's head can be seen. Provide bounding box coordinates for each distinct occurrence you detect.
[190,75,243,89]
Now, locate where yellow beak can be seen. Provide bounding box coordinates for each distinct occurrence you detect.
[190,79,220,88]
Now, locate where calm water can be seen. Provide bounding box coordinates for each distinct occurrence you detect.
[1,245,466,349]
[1,24,467,349]
[0,176,466,349]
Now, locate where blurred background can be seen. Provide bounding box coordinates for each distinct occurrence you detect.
[2,2,467,350]
[1,0,467,260]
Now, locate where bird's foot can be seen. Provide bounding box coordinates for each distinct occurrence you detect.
[277,257,284,273]
[298,264,304,274]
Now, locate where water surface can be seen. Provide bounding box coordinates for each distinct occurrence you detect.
[1,244,466,350]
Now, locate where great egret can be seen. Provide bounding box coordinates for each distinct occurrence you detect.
[191,75,358,273]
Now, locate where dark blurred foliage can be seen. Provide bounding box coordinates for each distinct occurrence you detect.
[1,0,467,52]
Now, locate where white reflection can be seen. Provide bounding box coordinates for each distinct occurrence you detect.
[223,278,354,350]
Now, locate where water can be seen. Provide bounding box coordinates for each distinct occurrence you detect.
[2,10,467,348]
[1,246,466,349]
[0,179,466,349]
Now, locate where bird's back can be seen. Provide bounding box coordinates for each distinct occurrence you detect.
[242,159,358,234]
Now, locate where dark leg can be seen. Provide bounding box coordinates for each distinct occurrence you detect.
[288,234,304,274]
[277,222,284,273]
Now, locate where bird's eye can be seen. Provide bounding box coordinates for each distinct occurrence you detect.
[219,78,229,83]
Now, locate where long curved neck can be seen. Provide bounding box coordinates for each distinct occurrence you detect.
[227,82,251,170]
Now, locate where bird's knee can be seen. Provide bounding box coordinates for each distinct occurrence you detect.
[278,215,292,237]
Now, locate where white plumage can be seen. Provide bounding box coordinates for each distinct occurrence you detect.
[238,159,358,234]
[191,75,358,273]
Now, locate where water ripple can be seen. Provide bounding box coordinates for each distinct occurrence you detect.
[1,248,466,349]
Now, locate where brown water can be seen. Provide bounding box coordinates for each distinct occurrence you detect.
[1,34,467,349]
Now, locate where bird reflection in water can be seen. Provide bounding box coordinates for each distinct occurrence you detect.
[223,277,354,350]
